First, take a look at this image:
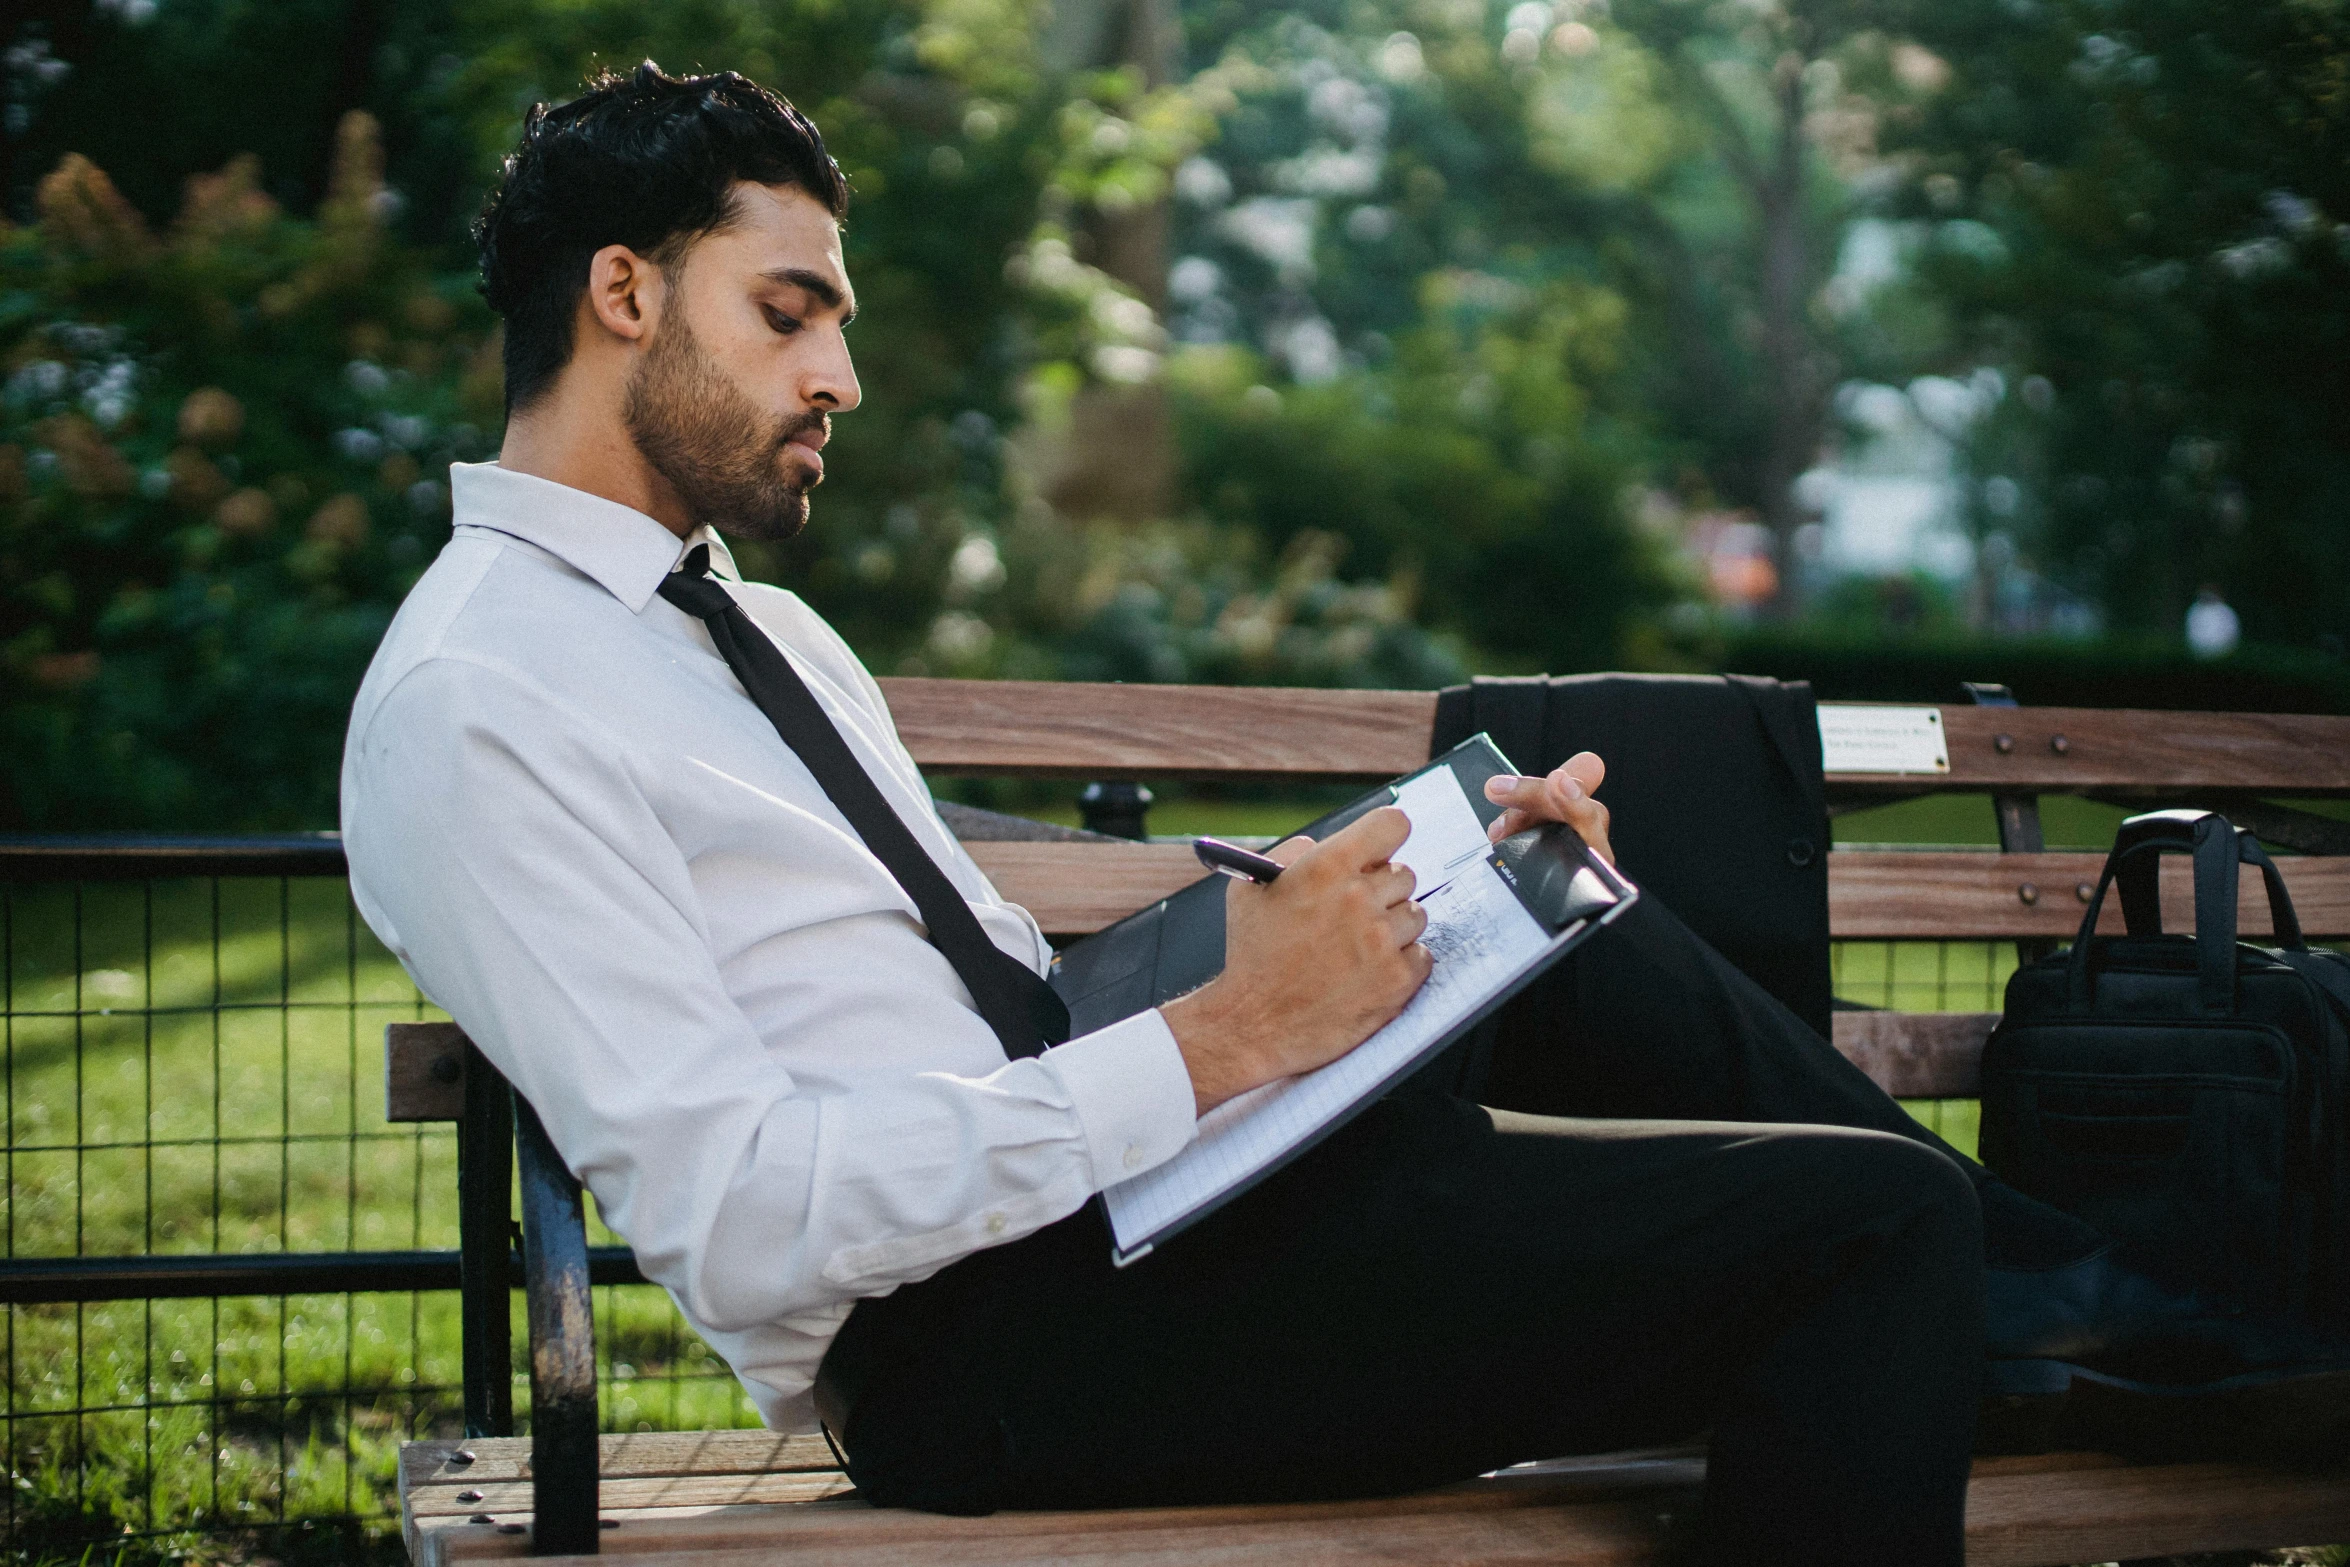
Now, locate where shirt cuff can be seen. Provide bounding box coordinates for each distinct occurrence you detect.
[1043,1008,1197,1192]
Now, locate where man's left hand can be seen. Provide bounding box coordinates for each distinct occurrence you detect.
[1483,753,1616,865]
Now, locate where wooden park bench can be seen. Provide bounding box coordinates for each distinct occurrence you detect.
[387,678,2350,1564]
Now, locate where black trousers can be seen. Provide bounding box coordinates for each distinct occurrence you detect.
[827,895,1987,1564]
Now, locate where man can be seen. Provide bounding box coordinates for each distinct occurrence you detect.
[341,65,2329,1566]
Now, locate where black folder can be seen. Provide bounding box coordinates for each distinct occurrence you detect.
[1049,734,1640,1261]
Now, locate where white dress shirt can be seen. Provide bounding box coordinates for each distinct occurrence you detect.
[341,463,1197,1431]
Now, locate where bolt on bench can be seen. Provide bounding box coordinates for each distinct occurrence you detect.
[390,679,2350,1565]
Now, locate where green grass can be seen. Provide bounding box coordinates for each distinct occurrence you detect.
[3,880,758,1564]
[4,797,2045,1558]
[1833,792,2135,849]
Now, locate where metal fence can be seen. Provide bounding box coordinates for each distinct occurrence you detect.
[1,838,1998,1560]
[0,841,755,1563]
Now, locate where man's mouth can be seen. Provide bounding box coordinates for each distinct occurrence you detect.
[781,419,829,484]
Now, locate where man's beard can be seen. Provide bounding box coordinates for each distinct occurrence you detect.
[623,308,826,542]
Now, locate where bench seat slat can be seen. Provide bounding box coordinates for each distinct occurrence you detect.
[411,1469,853,1519]
[403,1430,837,1488]
[400,1434,2350,1567]
[424,1501,1676,1567]
[1965,1457,2350,1566]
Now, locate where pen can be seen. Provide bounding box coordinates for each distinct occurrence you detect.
[1194,837,1288,884]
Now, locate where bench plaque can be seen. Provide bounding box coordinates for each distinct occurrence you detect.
[1818,704,1951,775]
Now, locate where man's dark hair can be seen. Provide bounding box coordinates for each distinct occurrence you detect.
[475,62,850,414]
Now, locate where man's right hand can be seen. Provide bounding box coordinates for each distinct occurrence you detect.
[1158,807,1433,1114]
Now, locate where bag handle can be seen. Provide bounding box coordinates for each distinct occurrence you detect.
[2065,809,2303,1016]
[2236,835,2305,951]
[2114,811,2303,948]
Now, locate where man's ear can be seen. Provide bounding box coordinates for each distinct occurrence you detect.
[582,244,662,346]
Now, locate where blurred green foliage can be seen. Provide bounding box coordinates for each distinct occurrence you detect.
[1169,326,1657,675]
[3,0,1463,828]
[1,122,500,828]
[1665,628,2350,716]
[3,0,2347,830]
[1887,0,2350,647]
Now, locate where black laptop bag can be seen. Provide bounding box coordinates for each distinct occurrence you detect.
[1981,809,2350,1324]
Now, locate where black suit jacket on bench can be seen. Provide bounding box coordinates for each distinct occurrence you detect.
[1431,673,1833,1041]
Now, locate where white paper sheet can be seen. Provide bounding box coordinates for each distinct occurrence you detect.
[1390,766,1495,896]
[1102,852,1551,1258]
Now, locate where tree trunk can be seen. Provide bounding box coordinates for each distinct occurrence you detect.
[1753,51,1823,618]
[1032,0,1180,521]
[312,0,384,210]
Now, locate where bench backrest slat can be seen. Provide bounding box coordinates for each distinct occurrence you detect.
[880,678,1433,780]
[958,843,2350,941]
[383,1010,1994,1122]
[1826,851,2350,941]
[880,680,2350,796]
[1923,707,2350,795]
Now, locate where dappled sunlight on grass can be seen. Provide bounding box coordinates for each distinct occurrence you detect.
[4,879,760,1561]
[5,879,451,1260]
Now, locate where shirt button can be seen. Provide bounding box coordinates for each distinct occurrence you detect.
[985,1212,1007,1236]
[1123,1144,1145,1171]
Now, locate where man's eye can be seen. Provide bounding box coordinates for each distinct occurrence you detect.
[763,307,802,335]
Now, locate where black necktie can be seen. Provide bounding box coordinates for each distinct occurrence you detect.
[658,546,1069,1060]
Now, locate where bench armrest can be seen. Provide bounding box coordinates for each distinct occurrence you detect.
[516,1092,601,1555]
[458,1040,515,1441]
[389,1025,605,1553]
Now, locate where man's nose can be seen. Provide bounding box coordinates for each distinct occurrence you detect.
[805,326,861,413]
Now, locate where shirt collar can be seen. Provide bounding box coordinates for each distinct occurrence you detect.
[448,461,740,613]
